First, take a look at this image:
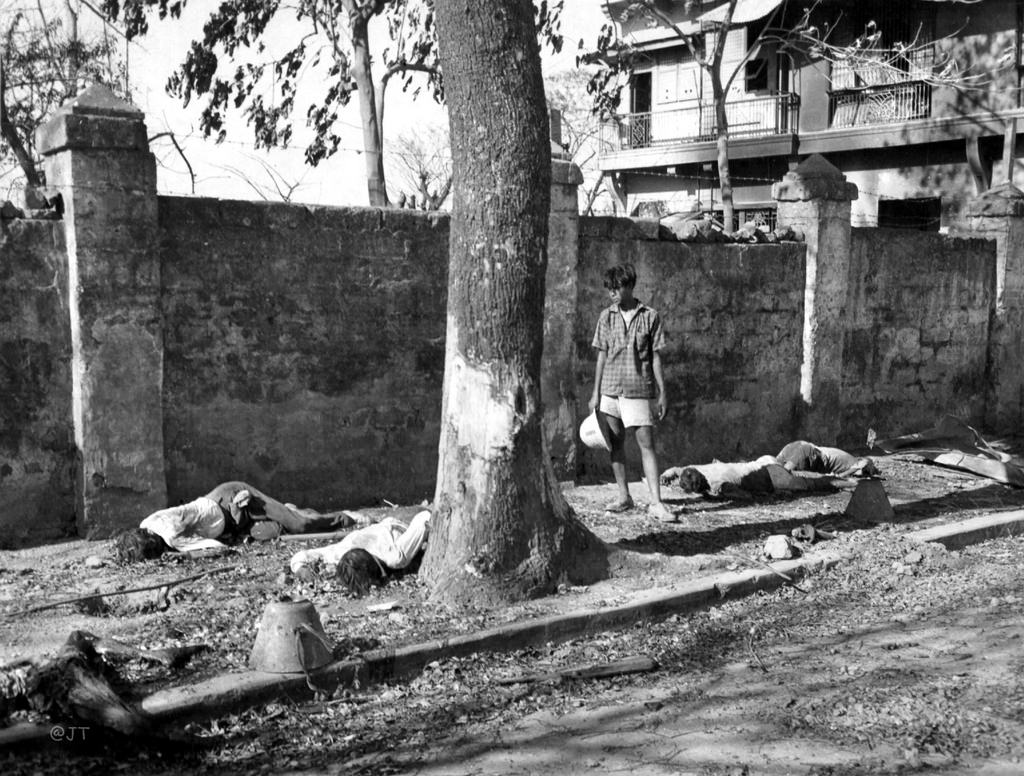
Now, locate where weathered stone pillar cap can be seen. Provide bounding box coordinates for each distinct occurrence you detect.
[55,83,144,119]
[37,83,148,156]
[552,158,584,186]
[772,153,859,202]
[965,182,1024,218]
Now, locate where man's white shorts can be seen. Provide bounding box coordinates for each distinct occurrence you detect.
[600,394,656,428]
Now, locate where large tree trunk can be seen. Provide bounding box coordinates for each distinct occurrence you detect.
[424,0,608,606]
[345,4,389,207]
[709,3,736,231]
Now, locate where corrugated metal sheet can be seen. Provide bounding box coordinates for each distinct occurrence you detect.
[700,0,785,26]
[629,0,785,41]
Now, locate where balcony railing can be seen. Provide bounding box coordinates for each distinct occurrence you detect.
[601,93,800,153]
[828,47,934,128]
[829,81,932,128]
[831,47,936,91]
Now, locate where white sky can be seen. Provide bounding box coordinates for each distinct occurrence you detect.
[83,0,606,206]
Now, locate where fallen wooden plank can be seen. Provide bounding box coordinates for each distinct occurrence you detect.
[0,722,49,749]
[496,655,658,685]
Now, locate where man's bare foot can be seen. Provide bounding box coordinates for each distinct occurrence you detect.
[649,501,678,523]
[605,497,635,513]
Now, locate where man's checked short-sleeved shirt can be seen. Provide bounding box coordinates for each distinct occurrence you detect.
[591,300,666,398]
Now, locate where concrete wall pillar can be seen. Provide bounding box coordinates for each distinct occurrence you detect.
[36,84,166,537]
[543,156,583,479]
[773,154,858,443]
[964,183,1024,431]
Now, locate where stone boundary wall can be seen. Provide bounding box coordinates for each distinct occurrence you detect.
[2,91,1016,546]
[839,228,995,445]
[0,219,76,546]
[158,197,450,509]
[0,202,1006,546]
[576,217,807,471]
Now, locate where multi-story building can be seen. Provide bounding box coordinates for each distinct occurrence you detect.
[598,0,1023,228]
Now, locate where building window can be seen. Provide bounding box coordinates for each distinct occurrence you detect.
[877,197,941,231]
[828,2,936,127]
[745,59,769,93]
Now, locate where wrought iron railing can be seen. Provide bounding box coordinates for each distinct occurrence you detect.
[830,47,935,91]
[829,80,932,128]
[828,46,934,128]
[601,93,800,153]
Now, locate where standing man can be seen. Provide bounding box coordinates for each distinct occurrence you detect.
[589,264,677,523]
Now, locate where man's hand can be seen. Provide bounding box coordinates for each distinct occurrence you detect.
[657,392,667,420]
[660,467,682,485]
[588,394,599,412]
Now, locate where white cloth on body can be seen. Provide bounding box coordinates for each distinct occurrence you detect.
[289,510,430,575]
[140,496,228,553]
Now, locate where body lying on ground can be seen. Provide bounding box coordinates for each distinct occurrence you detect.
[776,441,877,477]
[289,510,431,595]
[660,456,845,498]
[114,482,359,561]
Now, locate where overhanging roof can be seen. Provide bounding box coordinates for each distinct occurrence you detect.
[622,0,785,49]
[700,0,785,26]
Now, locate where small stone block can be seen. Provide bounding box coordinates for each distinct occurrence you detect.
[844,479,895,523]
[23,186,50,210]
[0,201,24,219]
[27,209,61,220]
[551,158,584,186]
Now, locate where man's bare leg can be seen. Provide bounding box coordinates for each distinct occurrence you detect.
[636,426,677,522]
[604,413,633,510]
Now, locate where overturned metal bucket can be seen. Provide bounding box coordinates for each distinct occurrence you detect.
[249,599,333,674]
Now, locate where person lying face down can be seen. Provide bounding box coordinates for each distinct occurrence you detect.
[289,510,431,595]
[776,441,878,477]
[113,481,358,562]
[661,456,841,498]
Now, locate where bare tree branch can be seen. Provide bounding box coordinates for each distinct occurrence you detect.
[148,131,195,193]
[0,48,43,187]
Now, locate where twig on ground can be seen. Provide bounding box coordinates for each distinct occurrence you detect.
[279,531,351,543]
[727,552,809,594]
[2,566,235,619]
[747,634,769,673]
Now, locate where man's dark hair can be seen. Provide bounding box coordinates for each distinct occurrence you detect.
[603,264,637,290]
[678,467,710,494]
[336,548,388,597]
[112,528,168,564]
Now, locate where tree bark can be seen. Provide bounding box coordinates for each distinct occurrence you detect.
[424,0,608,606]
[711,63,734,231]
[708,3,737,231]
[344,3,389,207]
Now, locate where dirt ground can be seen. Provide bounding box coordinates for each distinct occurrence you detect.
[4,450,1024,774]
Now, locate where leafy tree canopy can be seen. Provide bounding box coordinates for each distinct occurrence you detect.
[102,0,564,170]
[1,7,125,191]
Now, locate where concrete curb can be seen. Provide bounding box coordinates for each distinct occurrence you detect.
[908,510,1024,549]
[142,552,843,721]
[5,510,1024,747]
